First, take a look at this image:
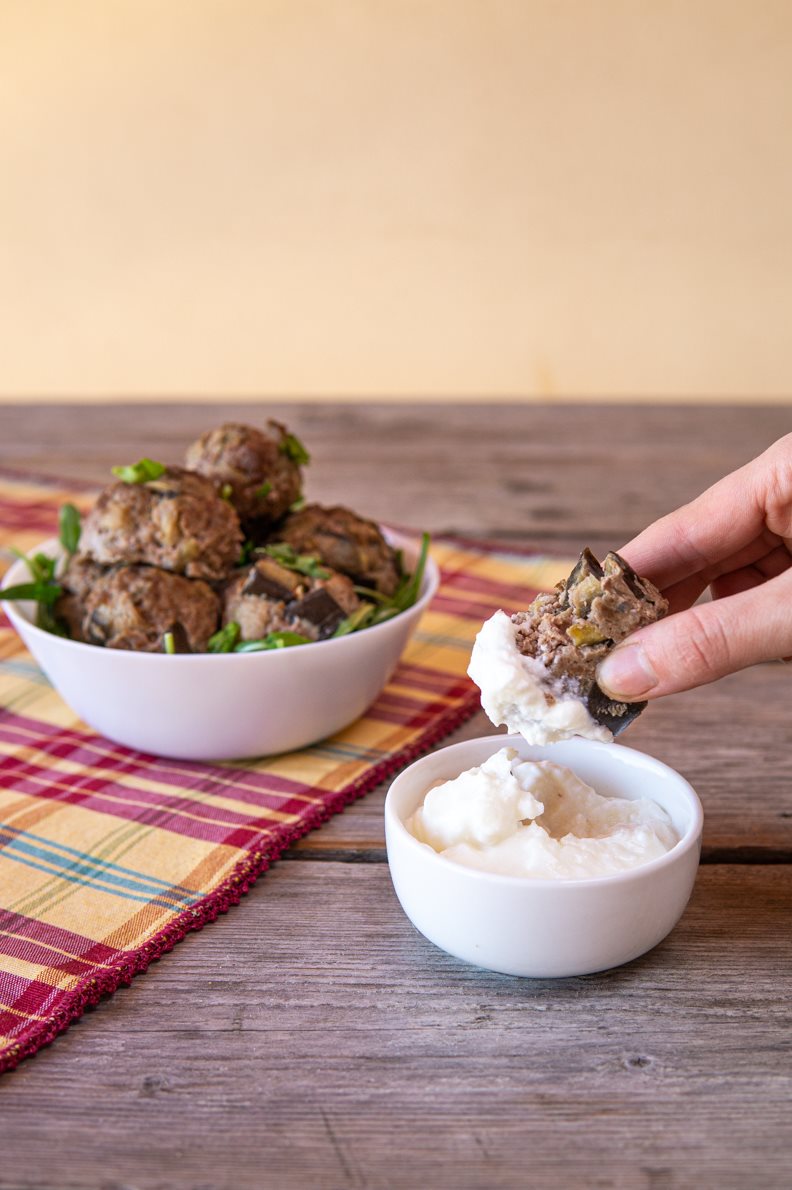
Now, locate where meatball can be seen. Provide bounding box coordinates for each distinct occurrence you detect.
[223,555,360,642]
[184,422,304,526]
[59,553,109,600]
[79,467,241,581]
[276,504,400,596]
[82,566,220,652]
[54,554,110,641]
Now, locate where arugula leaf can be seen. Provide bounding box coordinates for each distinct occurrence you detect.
[111,458,166,484]
[390,532,430,612]
[261,542,330,580]
[279,433,310,466]
[332,602,376,637]
[0,581,63,605]
[234,631,311,653]
[207,621,241,653]
[59,504,82,555]
[255,481,273,500]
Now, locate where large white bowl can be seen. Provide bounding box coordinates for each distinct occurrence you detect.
[385,734,703,978]
[1,531,439,760]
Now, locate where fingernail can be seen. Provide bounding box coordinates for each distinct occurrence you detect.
[597,644,658,699]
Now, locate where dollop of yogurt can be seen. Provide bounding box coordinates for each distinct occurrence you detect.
[468,610,611,745]
[407,748,678,880]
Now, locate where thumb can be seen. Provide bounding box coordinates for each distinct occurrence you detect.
[596,571,792,700]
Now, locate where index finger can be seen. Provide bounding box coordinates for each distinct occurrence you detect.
[618,452,773,591]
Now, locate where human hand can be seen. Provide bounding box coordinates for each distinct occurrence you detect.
[596,432,792,701]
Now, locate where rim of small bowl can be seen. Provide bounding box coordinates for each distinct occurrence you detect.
[1,527,439,660]
[385,734,704,891]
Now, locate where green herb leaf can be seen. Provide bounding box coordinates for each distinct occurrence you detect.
[111,458,166,484]
[289,494,306,513]
[59,504,82,555]
[391,532,431,612]
[0,581,63,605]
[220,483,233,501]
[279,433,310,466]
[162,631,177,654]
[234,631,311,653]
[332,602,376,637]
[207,621,241,653]
[255,481,273,500]
[261,542,330,580]
[238,540,256,566]
[36,603,69,637]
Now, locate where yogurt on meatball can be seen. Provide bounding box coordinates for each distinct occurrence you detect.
[468,611,611,745]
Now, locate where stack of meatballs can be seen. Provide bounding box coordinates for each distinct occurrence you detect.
[56,422,402,653]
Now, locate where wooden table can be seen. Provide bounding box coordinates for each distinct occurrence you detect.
[0,403,790,1190]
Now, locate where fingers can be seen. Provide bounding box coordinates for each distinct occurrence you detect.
[596,568,792,700]
[620,437,792,591]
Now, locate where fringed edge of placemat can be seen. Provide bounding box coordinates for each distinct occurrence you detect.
[0,687,482,1074]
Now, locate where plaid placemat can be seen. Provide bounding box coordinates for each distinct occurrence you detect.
[0,470,570,1073]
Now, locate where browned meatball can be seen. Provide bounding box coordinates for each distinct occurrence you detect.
[54,554,110,641]
[79,467,241,581]
[82,566,220,652]
[59,553,109,600]
[184,422,304,526]
[223,556,360,642]
[277,504,400,596]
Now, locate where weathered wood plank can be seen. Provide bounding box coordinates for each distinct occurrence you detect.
[0,863,789,1189]
[1,402,789,538]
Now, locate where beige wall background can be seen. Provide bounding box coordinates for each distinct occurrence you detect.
[1,0,791,402]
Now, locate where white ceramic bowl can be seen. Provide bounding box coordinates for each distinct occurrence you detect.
[385,734,703,978]
[2,531,439,760]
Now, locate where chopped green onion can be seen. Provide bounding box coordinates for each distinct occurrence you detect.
[59,504,82,556]
[111,458,166,484]
[162,631,176,654]
[261,543,330,580]
[279,433,310,466]
[255,481,273,500]
[207,621,241,653]
[234,631,311,653]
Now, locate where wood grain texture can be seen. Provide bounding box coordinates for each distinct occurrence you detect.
[1,402,790,539]
[0,862,789,1190]
[1,402,790,1188]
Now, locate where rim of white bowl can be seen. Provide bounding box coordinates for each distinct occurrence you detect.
[1,528,440,659]
[385,734,704,891]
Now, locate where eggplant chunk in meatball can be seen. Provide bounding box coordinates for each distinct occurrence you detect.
[184,422,304,526]
[224,556,360,642]
[277,504,400,596]
[79,467,241,581]
[83,566,220,653]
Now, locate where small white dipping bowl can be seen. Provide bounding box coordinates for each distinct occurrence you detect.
[2,531,438,761]
[385,734,703,978]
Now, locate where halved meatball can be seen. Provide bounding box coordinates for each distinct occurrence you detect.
[223,555,360,642]
[82,566,220,652]
[79,467,241,581]
[276,504,400,596]
[184,422,304,526]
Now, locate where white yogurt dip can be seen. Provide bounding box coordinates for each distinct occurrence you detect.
[407,747,678,879]
[467,610,611,745]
